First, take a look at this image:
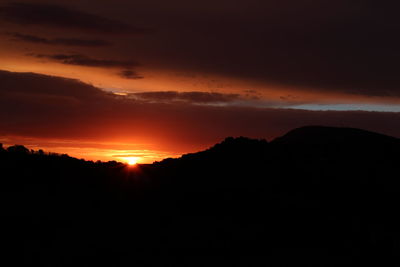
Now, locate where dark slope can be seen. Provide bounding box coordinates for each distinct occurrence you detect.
[2,126,400,267]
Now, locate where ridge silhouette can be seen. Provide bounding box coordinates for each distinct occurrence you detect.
[1,126,399,266]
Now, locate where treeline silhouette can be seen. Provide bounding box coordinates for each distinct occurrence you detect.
[2,126,400,266]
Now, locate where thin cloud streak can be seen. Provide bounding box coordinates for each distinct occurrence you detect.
[7,32,111,47]
[31,53,139,68]
[119,70,144,79]
[131,91,241,104]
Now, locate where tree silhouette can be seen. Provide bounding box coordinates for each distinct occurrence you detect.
[6,144,29,154]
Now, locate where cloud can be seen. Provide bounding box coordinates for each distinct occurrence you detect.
[30,54,143,78]
[131,91,240,104]
[119,70,143,79]
[0,70,106,99]
[0,70,399,153]
[0,2,153,34]
[31,53,139,68]
[7,32,111,47]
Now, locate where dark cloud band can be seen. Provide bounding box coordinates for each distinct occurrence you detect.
[8,32,111,47]
[0,2,153,34]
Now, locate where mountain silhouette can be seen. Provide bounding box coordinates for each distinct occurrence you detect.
[1,126,400,266]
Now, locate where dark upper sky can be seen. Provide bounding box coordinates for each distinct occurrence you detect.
[0,0,399,162]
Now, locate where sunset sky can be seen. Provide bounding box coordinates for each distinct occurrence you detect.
[1,0,399,163]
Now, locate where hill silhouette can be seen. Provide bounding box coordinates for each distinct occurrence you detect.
[272,125,399,146]
[1,126,400,266]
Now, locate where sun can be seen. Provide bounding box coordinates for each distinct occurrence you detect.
[125,157,139,165]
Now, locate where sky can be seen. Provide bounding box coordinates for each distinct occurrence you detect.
[0,0,399,163]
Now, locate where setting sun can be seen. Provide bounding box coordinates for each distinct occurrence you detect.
[125,157,139,165]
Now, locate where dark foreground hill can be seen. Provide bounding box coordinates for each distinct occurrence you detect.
[1,126,400,266]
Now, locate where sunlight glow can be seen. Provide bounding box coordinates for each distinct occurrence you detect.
[125,157,139,165]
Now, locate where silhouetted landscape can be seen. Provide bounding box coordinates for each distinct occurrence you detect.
[2,126,400,266]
